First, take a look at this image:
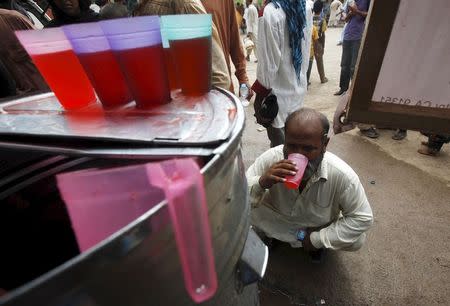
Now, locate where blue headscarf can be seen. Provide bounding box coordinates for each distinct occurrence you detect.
[271,0,307,80]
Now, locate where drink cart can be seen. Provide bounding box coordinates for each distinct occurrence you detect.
[0,88,268,306]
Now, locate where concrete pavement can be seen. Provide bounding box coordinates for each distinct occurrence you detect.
[232,27,450,305]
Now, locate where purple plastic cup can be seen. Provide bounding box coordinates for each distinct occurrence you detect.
[284,153,308,189]
[62,22,133,109]
[100,16,171,109]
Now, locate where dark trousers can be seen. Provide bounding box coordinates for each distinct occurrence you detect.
[339,39,361,91]
[307,54,326,83]
[266,125,285,148]
[307,41,326,84]
[423,133,450,151]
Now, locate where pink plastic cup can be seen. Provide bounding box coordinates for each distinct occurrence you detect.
[284,153,308,189]
[15,28,97,110]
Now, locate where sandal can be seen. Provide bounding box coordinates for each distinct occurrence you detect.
[360,127,380,139]
[392,129,407,140]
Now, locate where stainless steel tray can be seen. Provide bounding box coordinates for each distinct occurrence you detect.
[0,88,238,147]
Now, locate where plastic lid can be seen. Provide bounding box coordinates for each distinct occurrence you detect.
[161,14,212,45]
[15,28,72,55]
[100,16,162,50]
[63,22,110,54]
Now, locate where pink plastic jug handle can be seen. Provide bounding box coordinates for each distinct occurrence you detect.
[146,159,217,303]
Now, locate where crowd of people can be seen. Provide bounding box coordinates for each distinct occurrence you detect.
[0,0,448,262]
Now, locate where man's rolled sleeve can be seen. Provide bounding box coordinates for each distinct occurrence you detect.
[246,147,282,208]
[310,231,324,249]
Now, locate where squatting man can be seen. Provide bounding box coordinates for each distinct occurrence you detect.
[246,108,373,259]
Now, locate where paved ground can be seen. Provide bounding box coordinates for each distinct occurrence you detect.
[233,27,450,305]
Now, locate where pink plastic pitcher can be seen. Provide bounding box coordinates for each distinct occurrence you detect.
[56,158,217,303]
[56,165,165,252]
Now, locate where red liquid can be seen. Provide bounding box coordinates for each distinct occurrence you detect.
[32,50,96,110]
[164,48,180,90]
[170,36,212,96]
[78,50,132,108]
[115,45,170,109]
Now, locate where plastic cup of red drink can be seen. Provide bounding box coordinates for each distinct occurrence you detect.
[63,22,133,109]
[161,14,212,96]
[100,16,171,109]
[284,153,308,189]
[15,28,97,110]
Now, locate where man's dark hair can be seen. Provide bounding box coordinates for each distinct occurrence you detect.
[95,0,108,7]
[313,0,323,14]
[285,108,330,141]
[99,3,128,19]
[46,0,97,27]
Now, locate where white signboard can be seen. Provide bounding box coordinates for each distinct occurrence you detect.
[371,0,450,109]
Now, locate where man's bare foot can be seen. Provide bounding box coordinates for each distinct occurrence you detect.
[418,146,438,156]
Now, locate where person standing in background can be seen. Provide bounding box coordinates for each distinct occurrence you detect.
[336,0,348,45]
[307,0,328,85]
[418,133,450,156]
[0,6,48,98]
[45,0,98,27]
[245,0,259,63]
[328,0,342,27]
[252,0,313,147]
[201,0,253,100]
[334,0,369,96]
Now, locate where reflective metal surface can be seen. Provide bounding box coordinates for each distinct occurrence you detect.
[0,88,237,146]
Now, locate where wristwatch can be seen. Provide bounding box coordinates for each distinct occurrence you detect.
[296,229,307,241]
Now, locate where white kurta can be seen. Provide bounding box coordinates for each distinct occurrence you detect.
[246,3,259,36]
[328,0,343,26]
[256,2,313,129]
[246,146,374,250]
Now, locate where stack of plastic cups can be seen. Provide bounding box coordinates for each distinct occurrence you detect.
[100,16,171,109]
[161,14,212,96]
[15,28,96,110]
[63,22,133,109]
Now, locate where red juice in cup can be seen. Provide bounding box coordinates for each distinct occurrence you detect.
[77,50,133,108]
[63,23,133,109]
[115,45,170,108]
[161,14,212,96]
[101,16,171,109]
[164,48,180,90]
[15,28,96,110]
[170,36,212,96]
[284,153,308,189]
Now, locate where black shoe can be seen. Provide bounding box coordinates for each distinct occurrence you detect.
[360,127,380,139]
[392,129,407,140]
[334,89,346,96]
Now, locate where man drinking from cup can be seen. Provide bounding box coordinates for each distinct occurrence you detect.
[246,108,373,261]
